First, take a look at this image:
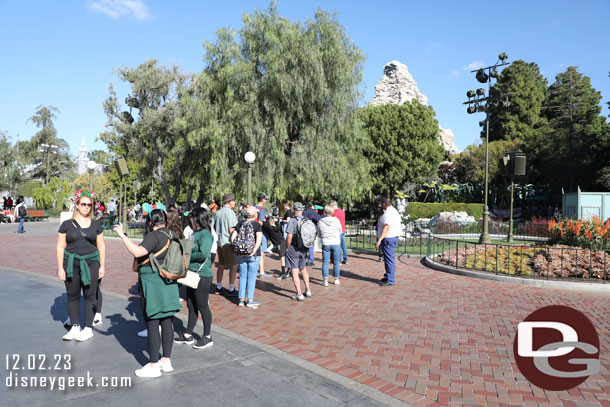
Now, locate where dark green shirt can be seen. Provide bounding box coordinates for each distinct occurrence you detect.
[189,228,214,277]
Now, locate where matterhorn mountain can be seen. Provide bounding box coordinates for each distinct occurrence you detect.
[371,60,460,156]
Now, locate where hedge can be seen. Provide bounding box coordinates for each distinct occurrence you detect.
[404,203,483,220]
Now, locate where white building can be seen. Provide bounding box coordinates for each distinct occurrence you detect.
[76,138,89,175]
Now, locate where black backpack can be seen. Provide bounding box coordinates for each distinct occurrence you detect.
[18,205,27,218]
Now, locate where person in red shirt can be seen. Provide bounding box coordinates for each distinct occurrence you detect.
[329,200,347,265]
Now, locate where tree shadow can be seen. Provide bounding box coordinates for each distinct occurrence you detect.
[339,269,383,284]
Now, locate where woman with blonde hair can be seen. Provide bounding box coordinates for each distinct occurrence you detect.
[56,190,106,341]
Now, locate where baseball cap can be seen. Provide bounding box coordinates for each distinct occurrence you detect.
[293,202,304,211]
[246,205,260,217]
[257,192,268,201]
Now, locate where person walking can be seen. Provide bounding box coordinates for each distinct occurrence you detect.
[329,200,348,264]
[232,206,263,308]
[14,198,27,234]
[114,209,181,377]
[302,202,320,266]
[285,202,312,301]
[375,197,402,286]
[318,205,342,286]
[214,194,239,296]
[56,190,106,342]
[174,207,215,349]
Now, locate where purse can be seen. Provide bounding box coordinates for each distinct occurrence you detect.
[177,257,206,289]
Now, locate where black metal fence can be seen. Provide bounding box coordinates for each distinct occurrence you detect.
[100,215,145,239]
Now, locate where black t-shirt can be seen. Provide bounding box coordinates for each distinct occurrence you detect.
[139,228,171,264]
[283,209,293,221]
[235,220,263,256]
[263,217,285,246]
[58,219,103,256]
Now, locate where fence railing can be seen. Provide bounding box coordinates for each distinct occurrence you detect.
[344,223,428,256]
[100,216,145,239]
[428,236,609,282]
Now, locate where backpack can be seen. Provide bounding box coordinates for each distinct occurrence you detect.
[232,221,256,256]
[296,217,317,249]
[147,230,194,280]
[18,205,27,218]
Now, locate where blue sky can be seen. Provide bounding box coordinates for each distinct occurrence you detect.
[1,0,608,156]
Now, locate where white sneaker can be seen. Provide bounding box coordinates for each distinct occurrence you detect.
[334,279,341,285]
[158,359,173,373]
[92,313,102,327]
[304,290,312,298]
[138,329,148,337]
[135,364,162,378]
[63,325,80,341]
[64,316,71,326]
[75,327,94,342]
[323,279,329,287]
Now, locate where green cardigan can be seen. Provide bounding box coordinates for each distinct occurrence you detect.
[189,229,214,277]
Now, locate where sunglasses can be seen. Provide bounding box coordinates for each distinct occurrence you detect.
[80,203,93,207]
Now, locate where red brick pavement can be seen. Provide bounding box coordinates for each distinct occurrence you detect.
[2,233,610,406]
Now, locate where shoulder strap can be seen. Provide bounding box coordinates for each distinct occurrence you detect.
[140,230,171,265]
[72,220,88,239]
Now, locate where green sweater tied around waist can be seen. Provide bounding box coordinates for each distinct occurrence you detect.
[64,250,100,286]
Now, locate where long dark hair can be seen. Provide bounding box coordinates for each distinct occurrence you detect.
[166,208,184,239]
[190,207,211,232]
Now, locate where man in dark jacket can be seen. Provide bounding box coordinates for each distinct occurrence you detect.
[302,202,320,266]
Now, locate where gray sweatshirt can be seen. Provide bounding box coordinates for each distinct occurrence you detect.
[318,216,342,246]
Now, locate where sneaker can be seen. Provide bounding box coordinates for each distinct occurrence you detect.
[138,329,148,337]
[342,260,348,265]
[92,313,102,327]
[158,359,173,373]
[334,279,341,285]
[75,327,94,342]
[193,336,214,349]
[323,279,329,287]
[306,262,314,267]
[135,364,162,378]
[238,300,245,307]
[258,273,271,278]
[173,333,195,345]
[377,258,383,262]
[214,286,226,295]
[304,290,312,298]
[226,289,238,297]
[63,316,71,326]
[62,325,80,341]
[291,294,305,301]
[246,300,260,308]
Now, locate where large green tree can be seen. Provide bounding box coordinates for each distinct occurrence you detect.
[359,102,445,197]
[486,60,548,144]
[533,67,609,193]
[192,4,371,202]
[0,131,24,193]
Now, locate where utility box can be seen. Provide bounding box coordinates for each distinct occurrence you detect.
[562,187,610,221]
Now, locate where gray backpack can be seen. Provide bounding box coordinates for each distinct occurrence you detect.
[296,217,317,249]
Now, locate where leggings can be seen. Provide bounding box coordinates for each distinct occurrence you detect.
[146,317,174,363]
[186,275,213,337]
[95,281,103,314]
[64,259,99,328]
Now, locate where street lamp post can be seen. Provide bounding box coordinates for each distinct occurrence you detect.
[87,160,97,191]
[244,151,256,204]
[464,52,510,244]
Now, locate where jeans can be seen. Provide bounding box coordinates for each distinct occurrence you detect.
[237,256,260,300]
[381,237,399,285]
[17,217,25,233]
[308,245,315,263]
[340,232,348,261]
[321,245,341,279]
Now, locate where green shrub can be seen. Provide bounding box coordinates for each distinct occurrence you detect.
[45,208,63,218]
[404,203,483,220]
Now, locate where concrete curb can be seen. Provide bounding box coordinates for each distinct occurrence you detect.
[423,256,610,291]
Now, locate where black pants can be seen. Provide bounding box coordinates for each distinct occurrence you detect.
[146,317,173,363]
[64,259,99,328]
[186,275,213,337]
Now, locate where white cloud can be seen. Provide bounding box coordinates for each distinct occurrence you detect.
[88,0,152,20]
[466,61,485,71]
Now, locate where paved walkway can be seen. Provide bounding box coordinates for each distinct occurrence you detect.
[1,221,609,406]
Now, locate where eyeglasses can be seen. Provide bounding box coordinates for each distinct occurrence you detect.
[80,203,92,207]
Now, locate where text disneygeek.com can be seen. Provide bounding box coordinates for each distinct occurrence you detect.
[4,354,131,390]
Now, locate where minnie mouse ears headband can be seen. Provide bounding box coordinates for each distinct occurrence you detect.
[142,202,166,219]
[75,190,95,199]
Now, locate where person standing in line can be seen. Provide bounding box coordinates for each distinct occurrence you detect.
[255,193,272,278]
[263,206,288,279]
[375,197,402,286]
[114,209,181,377]
[214,193,239,296]
[329,200,348,265]
[56,190,106,341]
[302,202,320,266]
[174,207,215,349]
[279,199,293,239]
[231,205,263,308]
[318,205,343,286]
[208,199,219,213]
[108,199,116,217]
[14,198,27,234]
[285,202,312,301]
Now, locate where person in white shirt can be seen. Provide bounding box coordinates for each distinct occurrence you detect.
[375,197,402,286]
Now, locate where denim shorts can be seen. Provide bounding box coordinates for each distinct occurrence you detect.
[286,246,308,269]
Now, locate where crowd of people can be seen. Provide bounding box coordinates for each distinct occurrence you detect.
[54,189,402,378]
